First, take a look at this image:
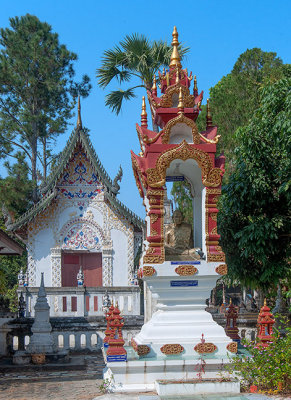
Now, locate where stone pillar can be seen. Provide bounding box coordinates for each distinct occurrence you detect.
[51,248,62,287]
[26,273,55,355]
[102,246,113,286]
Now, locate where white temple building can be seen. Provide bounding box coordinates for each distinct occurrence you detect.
[7,101,144,317]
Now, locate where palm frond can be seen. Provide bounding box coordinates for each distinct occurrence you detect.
[97,66,132,88]
[105,88,137,115]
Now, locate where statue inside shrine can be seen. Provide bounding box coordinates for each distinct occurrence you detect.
[165,209,200,261]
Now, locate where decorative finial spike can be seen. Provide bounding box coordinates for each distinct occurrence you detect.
[77,95,82,130]
[194,75,198,97]
[169,26,182,69]
[264,298,267,306]
[229,298,232,305]
[40,272,44,287]
[141,96,148,128]
[177,87,184,114]
[206,98,213,128]
[152,76,157,96]
[176,68,180,84]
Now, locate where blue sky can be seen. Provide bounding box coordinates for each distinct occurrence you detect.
[0,0,290,218]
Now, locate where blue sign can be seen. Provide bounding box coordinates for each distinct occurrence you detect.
[166,176,185,182]
[171,261,201,265]
[107,354,127,362]
[170,280,198,287]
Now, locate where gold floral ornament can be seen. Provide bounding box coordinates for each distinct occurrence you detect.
[226,342,238,353]
[175,265,198,276]
[215,264,228,275]
[194,342,217,354]
[137,345,151,356]
[160,344,184,355]
[143,266,156,276]
[146,140,222,188]
[131,339,151,356]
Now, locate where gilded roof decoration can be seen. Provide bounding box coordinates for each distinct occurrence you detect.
[161,113,200,144]
[146,140,222,188]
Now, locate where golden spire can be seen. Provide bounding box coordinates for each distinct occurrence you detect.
[264,298,267,306]
[229,298,232,305]
[206,98,213,128]
[169,26,182,69]
[194,75,198,97]
[141,96,148,128]
[177,87,184,114]
[77,95,82,130]
[176,68,180,84]
[152,76,157,95]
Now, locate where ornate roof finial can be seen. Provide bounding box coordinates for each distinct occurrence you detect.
[176,68,180,84]
[77,95,82,130]
[264,298,267,307]
[194,75,198,97]
[206,98,213,128]
[169,26,182,69]
[229,298,232,305]
[177,87,184,114]
[141,96,148,128]
[152,76,157,96]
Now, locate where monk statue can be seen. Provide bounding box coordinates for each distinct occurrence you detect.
[165,209,200,261]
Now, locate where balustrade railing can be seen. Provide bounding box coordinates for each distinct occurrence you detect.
[18,286,140,317]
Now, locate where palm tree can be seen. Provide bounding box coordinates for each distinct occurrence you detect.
[96,33,189,116]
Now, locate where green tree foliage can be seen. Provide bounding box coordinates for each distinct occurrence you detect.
[171,180,193,225]
[96,33,189,115]
[218,77,291,291]
[0,14,91,201]
[0,152,32,216]
[209,48,286,161]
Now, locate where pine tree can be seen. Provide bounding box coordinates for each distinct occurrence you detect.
[0,14,91,201]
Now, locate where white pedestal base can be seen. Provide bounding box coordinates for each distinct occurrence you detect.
[104,357,236,393]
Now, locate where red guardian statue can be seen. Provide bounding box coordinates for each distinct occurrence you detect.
[103,301,114,348]
[257,299,275,347]
[225,298,240,343]
[106,302,127,361]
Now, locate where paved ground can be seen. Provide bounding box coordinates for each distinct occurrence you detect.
[0,353,105,400]
[0,354,289,400]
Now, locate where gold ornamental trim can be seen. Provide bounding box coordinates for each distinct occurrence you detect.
[131,338,138,352]
[160,344,184,355]
[159,84,195,109]
[227,342,238,353]
[215,264,228,275]
[131,153,146,197]
[161,113,200,144]
[143,266,156,277]
[146,140,222,188]
[175,265,198,276]
[210,212,217,221]
[194,343,217,354]
[143,254,165,264]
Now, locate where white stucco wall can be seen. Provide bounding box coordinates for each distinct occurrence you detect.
[33,228,54,286]
[111,228,128,286]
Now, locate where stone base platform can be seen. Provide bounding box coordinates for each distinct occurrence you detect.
[104,357,236,393]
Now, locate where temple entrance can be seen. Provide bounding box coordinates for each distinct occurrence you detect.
[61,252,102,287]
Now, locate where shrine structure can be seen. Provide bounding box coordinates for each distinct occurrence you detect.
[104,27,239,395]
[6,99,144,318]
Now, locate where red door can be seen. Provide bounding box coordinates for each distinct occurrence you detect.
[61,252,102,287]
